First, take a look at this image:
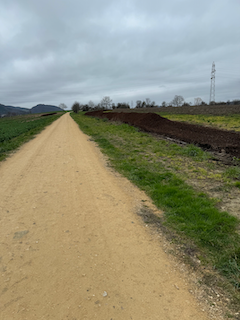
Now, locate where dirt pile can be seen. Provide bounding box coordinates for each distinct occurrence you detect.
[85,110,240,158]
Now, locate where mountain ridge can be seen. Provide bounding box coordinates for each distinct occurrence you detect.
[0,103,63,116]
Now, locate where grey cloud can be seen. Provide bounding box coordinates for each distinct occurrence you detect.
[0,0,239,108]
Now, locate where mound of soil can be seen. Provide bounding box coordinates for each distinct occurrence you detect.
[85,110,240,158]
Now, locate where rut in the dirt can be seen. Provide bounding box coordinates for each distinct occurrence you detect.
[86,110,240,158]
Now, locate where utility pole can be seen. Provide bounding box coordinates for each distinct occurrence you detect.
[209,62,216,105]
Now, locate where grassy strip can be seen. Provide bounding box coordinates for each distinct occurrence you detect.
[71,112,240,290]
[0,113,64,161]
[158,113,240,132]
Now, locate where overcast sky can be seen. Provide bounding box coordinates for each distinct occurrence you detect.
[1,0,240,109]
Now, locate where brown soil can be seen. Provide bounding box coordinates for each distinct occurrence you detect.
[0,113,212,319]
[86,110,240,158]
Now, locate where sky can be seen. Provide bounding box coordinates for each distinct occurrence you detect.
[0,0,240,109]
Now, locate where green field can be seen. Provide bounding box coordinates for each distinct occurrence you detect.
[0,113,64,161]
[71,112,240,312]
[158,113,240,132]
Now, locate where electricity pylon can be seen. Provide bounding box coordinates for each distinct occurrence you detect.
[209,62,216,104]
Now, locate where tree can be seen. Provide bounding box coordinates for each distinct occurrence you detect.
[145,98,151,107]
[59,103,67,110]
[150,101,156,108]
[171,95,184,107]
[71,101,80,113]
[100,96,112,109]
[162,101,167,107]
[194,97,202,106]
[135,100,142,108]
[88,100,95,109]
[233,99,240,105]
[117,102,130,109]
[82,104,89,111]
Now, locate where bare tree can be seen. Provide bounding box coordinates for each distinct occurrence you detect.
[171,95,184,107]
[145,98,151,107]
[136,100,142,108]
[150,101,156,108]
[59,103,67,110]
[71,101,80,113]
[162,101,167,107]
[100,96,112,109]
[194,97,202,106]
[88,100,95,109]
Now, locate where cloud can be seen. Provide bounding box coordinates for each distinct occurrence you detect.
[0,0,240,108]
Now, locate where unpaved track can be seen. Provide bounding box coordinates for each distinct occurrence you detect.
[0,113,210,319]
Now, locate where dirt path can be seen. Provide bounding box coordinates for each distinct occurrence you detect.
[0,113,210,320]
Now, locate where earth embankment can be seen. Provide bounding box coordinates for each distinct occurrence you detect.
[86,110,240,158]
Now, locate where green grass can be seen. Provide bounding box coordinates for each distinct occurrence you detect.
[71,112,240,291]
[0,113,64,161]
[224,166,240,179]
[157,113,240,132]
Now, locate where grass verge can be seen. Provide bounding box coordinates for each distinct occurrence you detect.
[71,112,240,314]
[0,113,64,161]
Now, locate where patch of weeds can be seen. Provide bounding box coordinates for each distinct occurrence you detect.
[225,167,240,180]
[235,182,240,189]
[208,173,223,180]
[206,162,217,170]
[198,167,208,176]
[182,144,209,161]
[232,157,240,165]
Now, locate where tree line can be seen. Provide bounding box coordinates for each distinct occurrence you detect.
[64,96,239,113]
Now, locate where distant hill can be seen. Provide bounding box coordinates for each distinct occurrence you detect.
[0,104,30,116]
[5,106,30,115]
[0,103,63,116]
[0,104,8,115]
[31,104,63,114]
